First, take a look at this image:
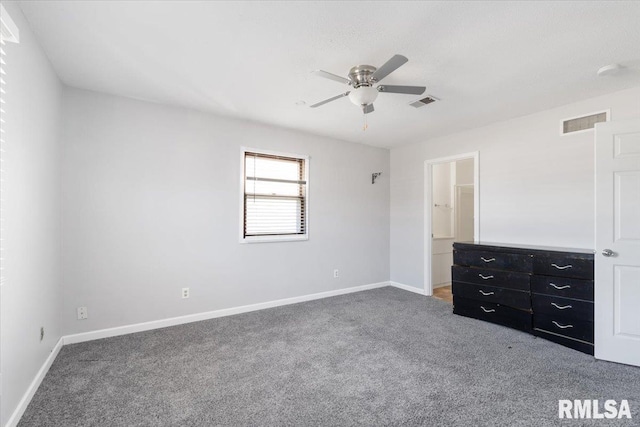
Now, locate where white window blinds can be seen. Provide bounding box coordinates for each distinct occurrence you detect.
[0,5,19,285]
[243,151,308,240]
[0,38,5,285]
[0,4,19,285]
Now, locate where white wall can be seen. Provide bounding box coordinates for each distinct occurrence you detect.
[454,158,475,242]
[390,86,640,288]
[431,162,453,238]
[61,88,390,335]
[431,238,454,287]
[456,158,474,186]
[0,2,63,425]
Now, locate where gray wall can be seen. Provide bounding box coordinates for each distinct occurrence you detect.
[0,2,63,425]
[390,86,640,290]
[61,88,390,335]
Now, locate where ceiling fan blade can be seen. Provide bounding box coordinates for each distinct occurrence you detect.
[371,54,408,82]
[377,85,426,95]
[312,70,351,85]
[309,92,350,108]
[363,104,375,114]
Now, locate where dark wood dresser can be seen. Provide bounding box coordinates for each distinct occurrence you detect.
[452,242,595,355]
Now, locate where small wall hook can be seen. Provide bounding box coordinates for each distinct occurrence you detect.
[372,172,382,184]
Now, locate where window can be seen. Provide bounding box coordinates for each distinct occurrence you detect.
[0,4,20,286]
[241,148,308,242]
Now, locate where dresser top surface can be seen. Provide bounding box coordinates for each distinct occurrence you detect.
[453,241,595,256]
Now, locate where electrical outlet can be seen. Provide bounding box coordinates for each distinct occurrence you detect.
[182,287,190,299]
[40,327,44,341]
[333,269,339,278]
[77,306,88,320]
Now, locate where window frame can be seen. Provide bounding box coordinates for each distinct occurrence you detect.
[239,147,309,243]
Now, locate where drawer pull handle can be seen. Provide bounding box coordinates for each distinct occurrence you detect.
[478,274,494,280]
[549,283,570,290]
[551,263,573,270]
[551,303,572,310]
[481,257,496,263]
[480,306,495,313]
[479,290,495,296]
[552,321,573,329]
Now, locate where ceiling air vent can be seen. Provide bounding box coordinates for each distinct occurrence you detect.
[561,111,608,135]
[410,95,439,108]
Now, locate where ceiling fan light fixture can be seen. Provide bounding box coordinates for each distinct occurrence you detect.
[348,86,378,106]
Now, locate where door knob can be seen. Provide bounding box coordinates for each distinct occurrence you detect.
[602,249,615,257]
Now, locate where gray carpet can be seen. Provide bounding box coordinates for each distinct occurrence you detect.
[19,287,640,426]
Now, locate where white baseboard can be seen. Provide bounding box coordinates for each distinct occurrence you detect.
[5,337,64,427]
[63,281,391,345]
[389,281,427,296]
[7,281,391,426]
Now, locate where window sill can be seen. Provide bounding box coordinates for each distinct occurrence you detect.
[240,235,309,244]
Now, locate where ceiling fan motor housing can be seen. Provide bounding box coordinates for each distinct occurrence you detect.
[348,65,377,88]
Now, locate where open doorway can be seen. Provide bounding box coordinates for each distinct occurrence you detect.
[424,152,479,299]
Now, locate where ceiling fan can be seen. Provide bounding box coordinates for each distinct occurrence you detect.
[310,54,425,114]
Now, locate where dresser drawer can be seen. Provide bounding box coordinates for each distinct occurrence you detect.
[533,253,594,279]
[452,265,530,291]
[452,282,531,310]
[453,297,532,332]
[532,294,593,322]
[533,330,594,355]
[534,313,593,343]
[453,249,533,273]
[531,275,594,301]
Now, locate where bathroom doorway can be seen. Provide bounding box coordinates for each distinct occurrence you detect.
[424,152,479,298]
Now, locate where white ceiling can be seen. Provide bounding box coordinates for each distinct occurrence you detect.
[18,1,640,148]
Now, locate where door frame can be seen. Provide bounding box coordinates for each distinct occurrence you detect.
[424,152,480,295]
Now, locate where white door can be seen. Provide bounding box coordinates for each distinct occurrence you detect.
[595,118,640,367]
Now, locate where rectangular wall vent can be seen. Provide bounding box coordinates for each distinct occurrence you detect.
[562,111,607,134]
[410,96,438,108]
